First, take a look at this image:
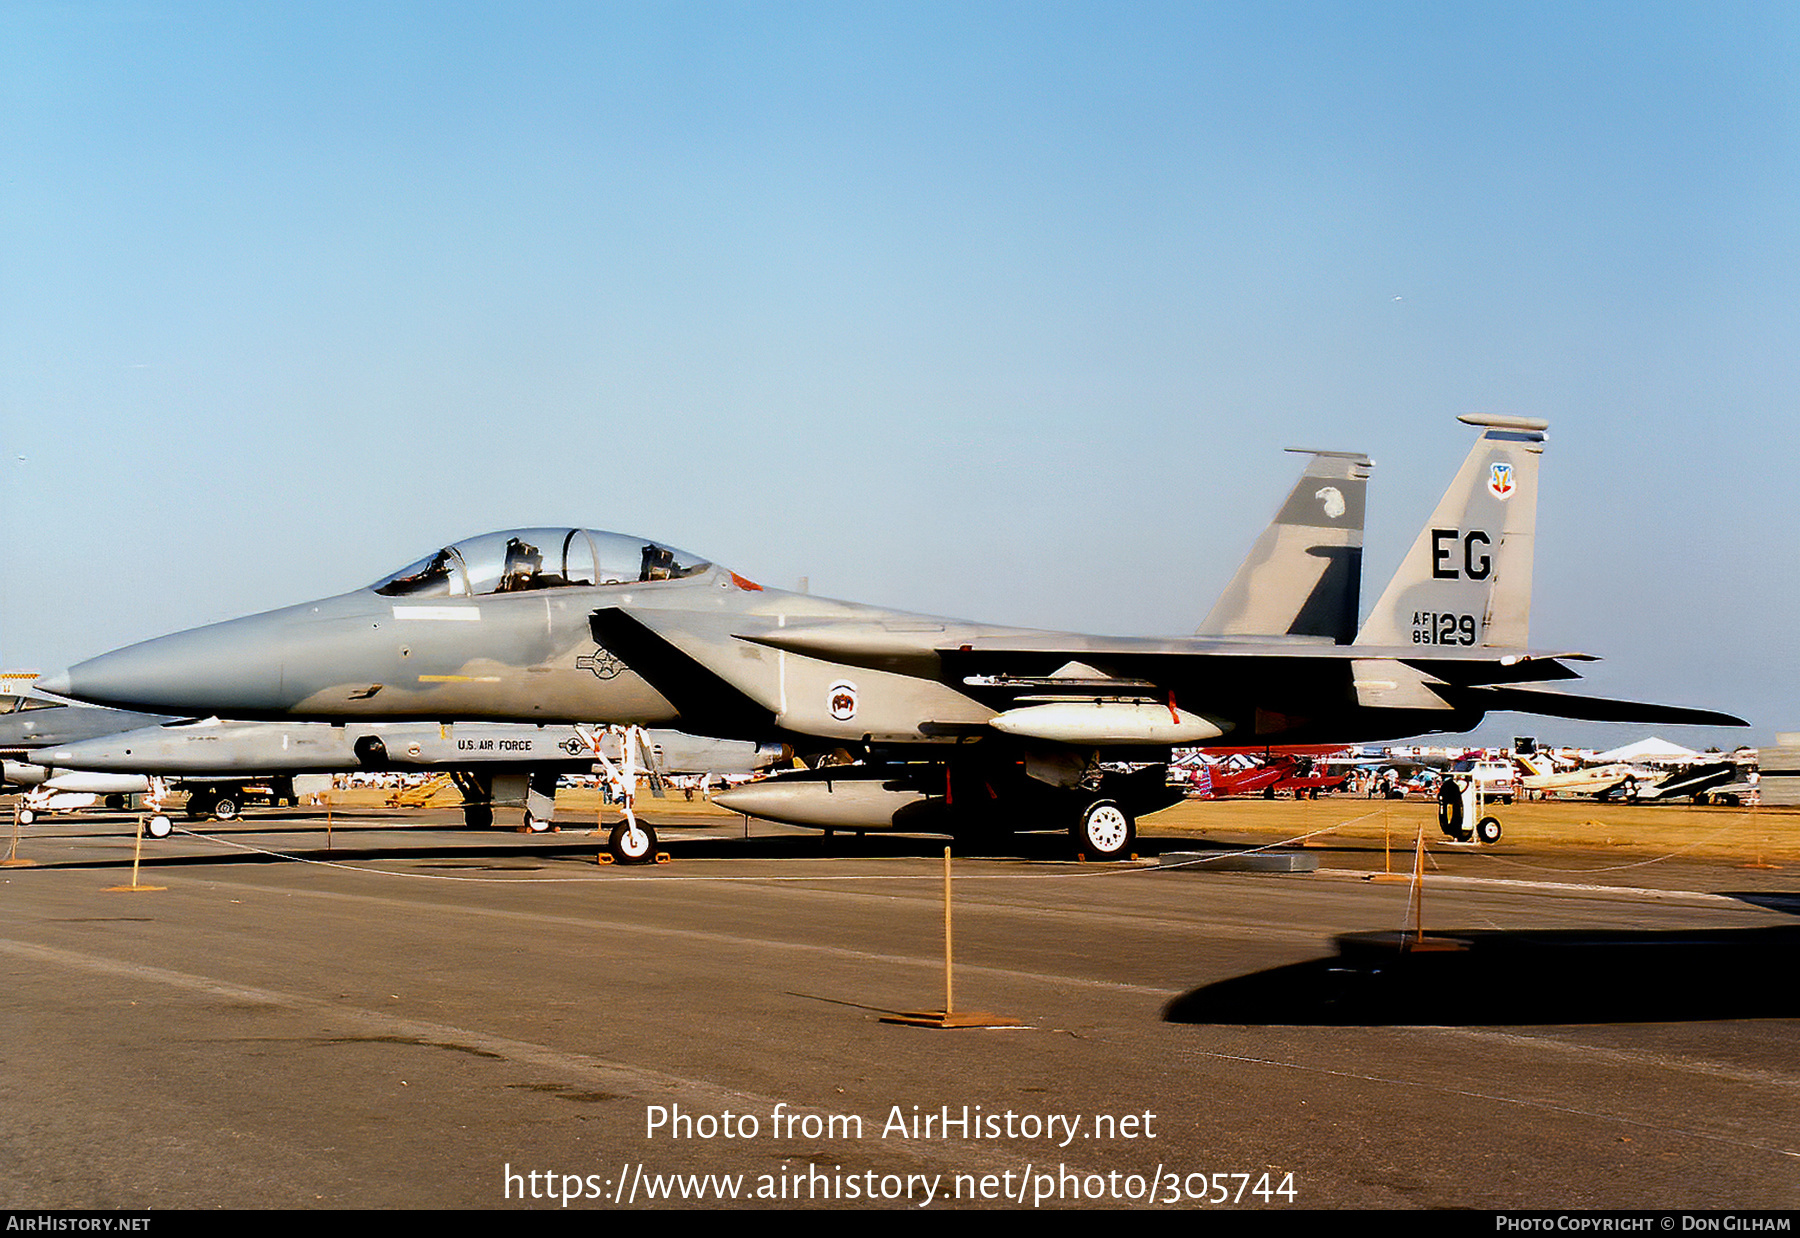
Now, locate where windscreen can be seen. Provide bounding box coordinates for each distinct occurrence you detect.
[373,529,709,597]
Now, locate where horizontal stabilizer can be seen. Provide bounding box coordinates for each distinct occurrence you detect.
[1456,685,1747,728]
[1400,654,1590,687]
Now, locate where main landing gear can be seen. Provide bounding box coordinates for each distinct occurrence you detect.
[183,790,239,821]
[1071,798,1136,861]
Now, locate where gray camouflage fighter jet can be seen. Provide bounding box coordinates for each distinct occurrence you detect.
[44,417,1743,859]
[0,690,173,757]
[0,681,775,837]
[26,447,1354,855]
[0,689,178,818]
[39,442,1371,855]
[29,718,784,837]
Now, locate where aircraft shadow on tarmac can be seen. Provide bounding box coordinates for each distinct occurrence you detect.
[1164,926,1800,1026]
[1724,891,1800,917]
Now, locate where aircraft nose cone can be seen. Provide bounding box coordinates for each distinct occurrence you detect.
[54,619,288,716]
[35,670,71,697]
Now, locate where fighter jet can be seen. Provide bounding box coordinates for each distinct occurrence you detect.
[25,438,1352,837]
[1,679,776,839]
[39,442,1370,855]
[32,716,783,838]
[0,688,172,757]
[0,687,179,820]
[44,416,1743,860]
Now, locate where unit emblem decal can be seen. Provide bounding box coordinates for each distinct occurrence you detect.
[828,680,858,723]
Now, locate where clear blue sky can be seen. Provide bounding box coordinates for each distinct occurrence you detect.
[3,2,1794,748]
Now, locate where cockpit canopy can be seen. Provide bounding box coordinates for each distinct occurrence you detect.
[371,529,711,599]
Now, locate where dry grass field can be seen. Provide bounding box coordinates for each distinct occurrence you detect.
[1140,794,1800,862]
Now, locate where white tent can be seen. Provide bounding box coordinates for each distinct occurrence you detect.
[1590,736,1702,764]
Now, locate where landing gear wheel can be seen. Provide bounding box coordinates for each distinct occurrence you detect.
[1072,799,1135,861]
[1475,816,1502,845]
[524,812,552,833]
[608,819,657,865]
[211,795,240,821]
[185,795,213,820]
[463,804,494,830]
[146,815,173,840]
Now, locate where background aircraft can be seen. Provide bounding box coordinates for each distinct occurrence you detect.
[24,715,781,842]
[1,664,778,841]
[1515,755,1642,800]
[1181,751,1351,800]
[0,688,172,755]
[0,687,180,821]
[42,418,1743,859]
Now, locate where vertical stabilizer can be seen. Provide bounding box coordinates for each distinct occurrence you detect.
[1355,415,1546,649]
[1198,449,1372,643]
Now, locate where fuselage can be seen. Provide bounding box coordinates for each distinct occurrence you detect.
[44,526,1499,751]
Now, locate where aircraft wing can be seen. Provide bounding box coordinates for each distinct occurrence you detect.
[751,626,1594,680]
[602,602,1743,746]
[741,624,1743,735]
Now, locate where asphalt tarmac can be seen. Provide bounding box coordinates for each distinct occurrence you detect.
[2,801,1796,1211]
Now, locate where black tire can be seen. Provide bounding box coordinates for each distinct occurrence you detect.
[212,795,240,821]
[1475,815,1502,845]
[146,814,173,840]
[608,819,657,865]
[463,803,494,829]
[1437,780,1467,840]
[185,794,214,820]
[1071,799,1135,861]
